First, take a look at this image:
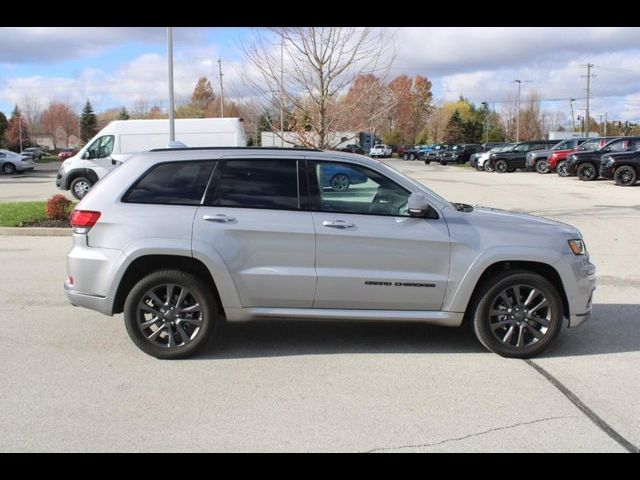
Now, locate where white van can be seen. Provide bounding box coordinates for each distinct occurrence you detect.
[57,118,246,199]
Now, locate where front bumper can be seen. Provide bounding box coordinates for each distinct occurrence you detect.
[553,253,596,328]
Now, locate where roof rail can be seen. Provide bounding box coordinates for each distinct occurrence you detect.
[148,146,322,153]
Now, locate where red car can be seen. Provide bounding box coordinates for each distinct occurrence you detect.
[550,137,615,176]
[58,148,78,160]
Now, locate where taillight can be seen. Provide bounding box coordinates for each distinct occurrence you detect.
[70,210,101,234]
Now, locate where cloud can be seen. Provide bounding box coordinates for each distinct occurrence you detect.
[0,27,205,63]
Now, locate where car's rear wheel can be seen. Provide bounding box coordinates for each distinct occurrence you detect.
[330,173,350,192]
[403,153,409,161]
[577,162,597,181]
[424,159,431,165]
[535,160,549,174]
[70,176,93,199]
[124,270,218,359]
[557,161,570,177]
[409,153,416,161]
[614,165,637,186]
[495,160,508,173]
[471,270,563,358]
[2,163,16,174]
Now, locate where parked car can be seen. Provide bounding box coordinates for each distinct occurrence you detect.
[338,144,364,155]
[439,144,483,165]
[0,149,34,174]
[402,145,422,161]
[58,148,79,160]
[526,138,587,174]
[1,149,34,172]
[423,144,449,164]
[319,163,369,191]
[488,140,560,173]
[565,137,640,181]
[552,137,616,176]
[20,147,45,161]
[599,150,640,186]
[369,143,392,158]
[478,144,516,171]
[470,143,510,169]
[397,145,415,158]
[64,147,595,359]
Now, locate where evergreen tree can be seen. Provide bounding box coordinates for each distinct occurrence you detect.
[80,100,98,142]
[4,105,29,151]
[443,110,465,144]
[118,107,130,120]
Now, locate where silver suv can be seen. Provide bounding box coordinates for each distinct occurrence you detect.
[65,147,596,359]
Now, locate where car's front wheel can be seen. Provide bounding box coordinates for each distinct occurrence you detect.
[495,160,508,173]
[471,270,563,358]
[123,270,218,359]
[535,160,549,174]
[614,165,637,186]
[557,161,570,177]
[403,153,409,161]
[70,176,93,199]
[577,162,597,181]
[330,173,350,192]
[484,161,495,172]
[409,153,416,161]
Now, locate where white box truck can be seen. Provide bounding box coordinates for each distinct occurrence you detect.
[57,117,246,199]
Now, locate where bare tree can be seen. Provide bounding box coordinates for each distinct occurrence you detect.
[19,96,42,145]
[40,102,79,149]
[241,27,396,149]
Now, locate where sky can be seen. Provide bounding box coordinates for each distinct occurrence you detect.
[2,27,640,125]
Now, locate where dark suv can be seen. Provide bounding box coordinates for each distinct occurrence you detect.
[525,138,587,174]
[439,144,482,165]
[565,137,640,181]
[338,144,364,155]
[599,150,640,186]
[423,144,449,164]
[488,140,560,173]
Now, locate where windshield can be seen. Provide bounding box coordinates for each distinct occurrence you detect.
[552,139,577,150]
[577,139,600,151]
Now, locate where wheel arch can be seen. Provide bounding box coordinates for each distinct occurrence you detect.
[112,254,225,317]
[63,168,99,189]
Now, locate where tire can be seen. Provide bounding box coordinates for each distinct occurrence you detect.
[495,160,508,173]
[2,163,16,174]
[123,269,218,359]
[70,176,93,199]
[577,162,597,181]
[424,159,431,165]
[614,165,637,186]
[403,154,409,161]
[484,161,495,172]
[440,160,447,166]
[557,161,570,177]
[409,153,416,161]
[535,160,549,174]
[470,270,564,358]
[330,173,350,192]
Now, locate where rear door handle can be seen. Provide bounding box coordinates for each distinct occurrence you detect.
[322,220,355,229]
[203,214,236,223]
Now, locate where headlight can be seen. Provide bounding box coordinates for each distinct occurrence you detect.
[602,156,614,165]
[568,239,586,255]
[568,154,576,161]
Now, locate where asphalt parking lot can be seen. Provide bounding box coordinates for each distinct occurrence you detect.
[1,160,639,452]
[0,161,73,203]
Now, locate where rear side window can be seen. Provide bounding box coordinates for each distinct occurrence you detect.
[205,159,299,210]
[123,161,215,205]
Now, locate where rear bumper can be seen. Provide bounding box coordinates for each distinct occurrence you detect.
[64,282,114,316]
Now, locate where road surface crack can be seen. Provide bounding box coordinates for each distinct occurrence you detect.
[365,416,573,453]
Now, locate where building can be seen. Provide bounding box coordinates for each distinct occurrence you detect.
[261,131,358,149]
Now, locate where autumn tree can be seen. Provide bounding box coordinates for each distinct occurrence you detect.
[80,100,98,143]
[338,73,391,137]
[242,27,396,149]
[3,105,30,151]
[40,102,79,149]
[191,77,216,114]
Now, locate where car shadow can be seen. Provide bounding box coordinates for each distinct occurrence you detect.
[195,303,640,360]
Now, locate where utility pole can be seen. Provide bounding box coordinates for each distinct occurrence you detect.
[18,115,23,152]
[280,36,284,147]
[604,112,607,136]
[583,63,594,137]
[217,58,224,118]
[167,27,175,142]
[513,80,531,142]
[569,98,576,132]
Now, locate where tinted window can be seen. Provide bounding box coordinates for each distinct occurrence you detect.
[578,139,600,151]
[309,161,410,217]
[207,159,299,210]
[606,140,627,152]
[514,144,530,152]
[124,161,215,205]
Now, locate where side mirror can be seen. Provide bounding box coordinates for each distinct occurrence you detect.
[408,193,437,219]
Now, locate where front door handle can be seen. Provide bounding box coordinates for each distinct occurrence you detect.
[203,214,236,223]
[322,220,355,229]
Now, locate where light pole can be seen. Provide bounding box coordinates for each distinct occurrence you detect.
[481,101,489,143]
[569,98,576,132]
[167,27,175,143]
[513,79,532,142]
[280,36,284,148]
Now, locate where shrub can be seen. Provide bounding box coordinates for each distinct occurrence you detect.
[46,195,73,220]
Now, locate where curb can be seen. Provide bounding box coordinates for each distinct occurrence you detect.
[0,227,72,237]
